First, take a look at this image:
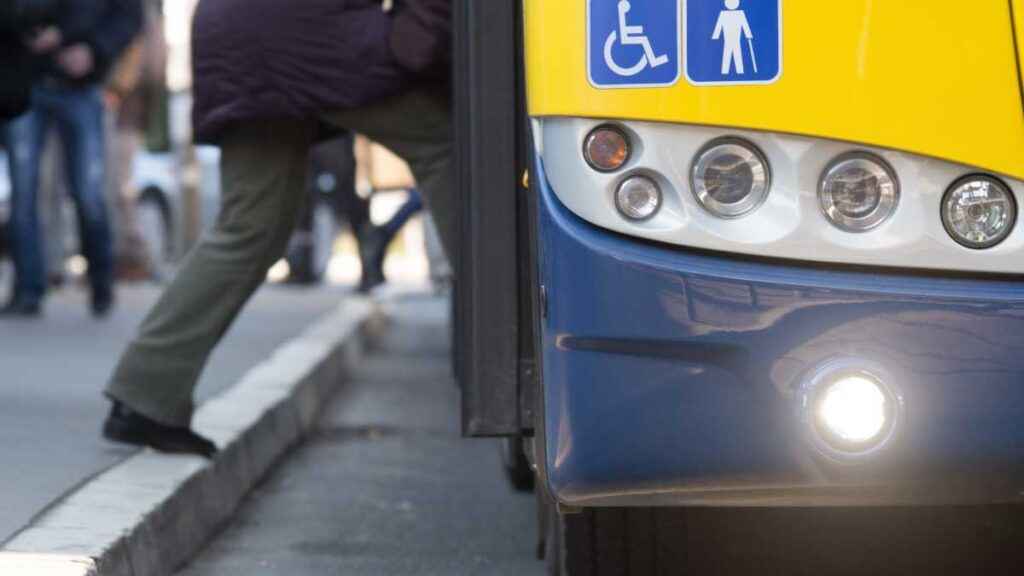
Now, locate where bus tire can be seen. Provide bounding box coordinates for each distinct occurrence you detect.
[546,504,689,576]
[502,437,535,492]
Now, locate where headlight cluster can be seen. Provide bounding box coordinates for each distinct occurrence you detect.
[691,138,770,219]
[819,153,899,232]
[582,125,1019,248]
[941,175,1017,249]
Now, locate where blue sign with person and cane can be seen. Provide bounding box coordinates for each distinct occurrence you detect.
[684,0,782,85]
[588,0,782,89]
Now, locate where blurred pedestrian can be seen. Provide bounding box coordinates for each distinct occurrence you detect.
[285,132,373,286]
[357,188,423,293]
[103,0,452,457]
[0,0,143,317]
[106,0,166,282]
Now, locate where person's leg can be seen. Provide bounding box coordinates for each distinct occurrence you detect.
[48,87,114,312]
[105,120,314,427]
[38,128,69,288]
[325,134,368,234]
[324,135,379,288]
[422,210,452,292]
[380,189,424,238]
[1,103,49,309]
[322,86,455,263]
[283,168,317,283]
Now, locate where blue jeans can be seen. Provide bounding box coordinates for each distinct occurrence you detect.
[2,86,112,304]
[381,188,423,238]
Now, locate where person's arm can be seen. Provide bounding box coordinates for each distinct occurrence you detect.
[86,0,143,74]
[0,0,18,32]
[389,0,451,77]
[712,15,723,39]
[0,0,62,34]
[741,15,753,39]
[0,0,63,119]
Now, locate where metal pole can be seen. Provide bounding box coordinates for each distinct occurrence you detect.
[747,36,758,74]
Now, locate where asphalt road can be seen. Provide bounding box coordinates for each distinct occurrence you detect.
[177,295,543,576]
[0,278,349,543]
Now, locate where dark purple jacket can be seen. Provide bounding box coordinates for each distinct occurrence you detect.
[191,0,451,144]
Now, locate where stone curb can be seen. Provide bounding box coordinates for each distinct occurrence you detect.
[0,298,385,576]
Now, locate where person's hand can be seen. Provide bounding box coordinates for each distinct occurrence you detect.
[56,44,95,79]
[26,26,63,54]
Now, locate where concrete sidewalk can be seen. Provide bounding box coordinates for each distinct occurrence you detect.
[177,295,540,576]
[0,281,353,544]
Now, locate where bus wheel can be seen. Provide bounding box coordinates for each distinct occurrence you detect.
[544,501,689,575]
[501,437,535,492]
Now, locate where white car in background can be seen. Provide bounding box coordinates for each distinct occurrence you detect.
[132,145,222,278]
[0,144,221,281]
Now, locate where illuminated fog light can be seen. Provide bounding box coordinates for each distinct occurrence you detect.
[801,360,903,461]
[819,152,899,232]
[942,175,1017,249]
[584,125,631,172]
[615,175,662,221]
[691,138,770,218]
[816,376,889,444]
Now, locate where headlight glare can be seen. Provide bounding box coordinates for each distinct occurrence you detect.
[802,360,903,461]
[941,175,1016,249]
[615,175,662,221]
[691,138,770,218]
[816,376,889,445]
[819,153,899,232]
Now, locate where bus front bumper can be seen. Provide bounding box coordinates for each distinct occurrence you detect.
[536,161,1024,507]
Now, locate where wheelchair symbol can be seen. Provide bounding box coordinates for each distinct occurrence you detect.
[603,0,670,77]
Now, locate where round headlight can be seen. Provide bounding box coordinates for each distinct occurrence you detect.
[583,125,631,173]
[815,375,890,446]
[819,152,899,232]
[941,175,1017,249]
[615,175,662,221]
[802,359,903,461]
[691,138,770,218]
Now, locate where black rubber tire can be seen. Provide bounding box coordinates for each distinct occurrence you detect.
[545,503,689,576]
[501,437,536,492]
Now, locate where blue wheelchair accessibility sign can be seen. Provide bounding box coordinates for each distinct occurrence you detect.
[588,0,681,88]
[684,0,782,85]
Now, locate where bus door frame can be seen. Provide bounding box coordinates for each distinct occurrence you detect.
[453,0,538,438]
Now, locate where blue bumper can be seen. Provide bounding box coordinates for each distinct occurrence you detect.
[536,161,1024,506]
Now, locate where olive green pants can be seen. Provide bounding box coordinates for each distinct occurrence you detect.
[106,88,453,426]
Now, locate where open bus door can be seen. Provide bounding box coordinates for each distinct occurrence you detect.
[453,0,536,441]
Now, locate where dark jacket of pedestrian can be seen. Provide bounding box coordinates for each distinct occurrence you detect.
[191,0,452,144]
[39,0,144,86]
[0,0,61,119]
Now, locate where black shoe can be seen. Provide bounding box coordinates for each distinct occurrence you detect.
[102,401,218,458]
[91,289,114,318]
[0,298,42,318]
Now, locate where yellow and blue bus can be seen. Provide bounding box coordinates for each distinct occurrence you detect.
[455,1,1024,572]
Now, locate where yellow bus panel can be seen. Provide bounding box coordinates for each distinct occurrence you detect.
[525,0,1024,180]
